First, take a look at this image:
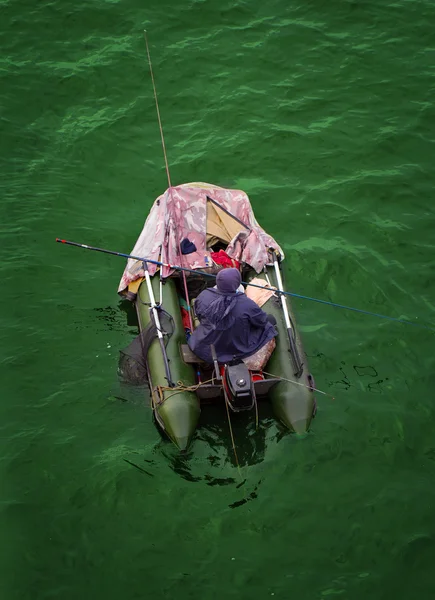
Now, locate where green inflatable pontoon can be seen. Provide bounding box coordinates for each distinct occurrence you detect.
[118,183,316,450]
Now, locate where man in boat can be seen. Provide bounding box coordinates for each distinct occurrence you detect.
[188,268,277,369]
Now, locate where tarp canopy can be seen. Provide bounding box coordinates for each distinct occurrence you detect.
[118,182,283,294]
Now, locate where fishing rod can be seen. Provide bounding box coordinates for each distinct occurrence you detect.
[143,30,194,333]
[143,30,171,188]
[114,30,191,390]
[55,238,434,332]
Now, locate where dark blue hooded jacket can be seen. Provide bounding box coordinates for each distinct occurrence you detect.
[187,268,276,364]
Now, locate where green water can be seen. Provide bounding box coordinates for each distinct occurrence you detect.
[2,1,435,598]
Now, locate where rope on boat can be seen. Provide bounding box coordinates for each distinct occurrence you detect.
[222,383,243,476]
[154,377,246,484]
[154,378,245,480]
[154,378,215,404]
[152,371,334,408]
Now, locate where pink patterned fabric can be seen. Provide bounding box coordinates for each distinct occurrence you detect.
[118,183,283,294]
[242,338,276,371]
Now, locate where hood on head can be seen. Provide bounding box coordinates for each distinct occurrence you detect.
[216,268,241,293]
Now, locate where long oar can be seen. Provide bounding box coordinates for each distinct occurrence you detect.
[141,259,174,387]
[272,253,304,377]
[55,238,434,332]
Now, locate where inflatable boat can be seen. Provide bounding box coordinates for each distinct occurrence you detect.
[118,182,316,449]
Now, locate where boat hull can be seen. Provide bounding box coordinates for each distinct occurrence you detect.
[135,265,315,448]
[136,277,200,450]
[247,268,316,434]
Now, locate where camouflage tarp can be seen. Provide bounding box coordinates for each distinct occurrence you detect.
[118,182,284,294]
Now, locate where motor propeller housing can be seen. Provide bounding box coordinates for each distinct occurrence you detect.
[224,361,255,412]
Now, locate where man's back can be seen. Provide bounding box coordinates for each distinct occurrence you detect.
[188,288,276,363]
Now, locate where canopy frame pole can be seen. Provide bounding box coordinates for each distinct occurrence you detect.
[206,195,251,231]
[158,245,163,306]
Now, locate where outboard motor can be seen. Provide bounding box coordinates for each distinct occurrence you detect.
[224,361,255,412]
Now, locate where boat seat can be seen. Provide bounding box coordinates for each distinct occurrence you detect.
[180,344,208,365]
